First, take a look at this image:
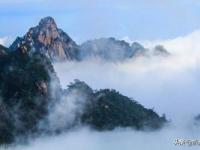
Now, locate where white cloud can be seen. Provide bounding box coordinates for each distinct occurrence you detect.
[0,37,8,46]
[6,126,200,150]
[123,29,200,55]
[122,29,200,71]
[142,29,200,54]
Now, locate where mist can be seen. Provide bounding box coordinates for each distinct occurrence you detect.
[4,126,200,150]
[54,44,200,122]
[3,31,200,150]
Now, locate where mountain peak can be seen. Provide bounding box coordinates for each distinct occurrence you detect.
[10,16,80,61]
[38,16,57,29]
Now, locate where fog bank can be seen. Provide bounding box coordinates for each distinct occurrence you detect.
[4,126,200,150]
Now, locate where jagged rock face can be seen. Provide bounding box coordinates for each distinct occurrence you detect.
[10,17,80,62]
[80,38,137,61]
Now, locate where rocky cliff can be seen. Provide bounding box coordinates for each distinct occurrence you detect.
[10,17,80,62]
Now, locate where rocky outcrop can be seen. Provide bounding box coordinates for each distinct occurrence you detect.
[10,17,80,62]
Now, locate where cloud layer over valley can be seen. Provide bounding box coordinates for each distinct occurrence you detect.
[3,29,200,150]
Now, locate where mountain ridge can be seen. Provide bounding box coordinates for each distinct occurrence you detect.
[10,17,170,62]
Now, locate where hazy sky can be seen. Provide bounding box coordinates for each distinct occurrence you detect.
[1,0,200,44]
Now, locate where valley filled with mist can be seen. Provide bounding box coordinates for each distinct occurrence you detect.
[1,8,200,149]
[3,30,200,150]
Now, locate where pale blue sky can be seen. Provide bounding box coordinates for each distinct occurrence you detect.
[1,0,200,44]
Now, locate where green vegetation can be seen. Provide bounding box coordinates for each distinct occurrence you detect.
[0,45,167,145]
[68,80,167,130]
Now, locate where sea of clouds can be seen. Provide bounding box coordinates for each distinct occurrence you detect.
[4,30,200,150]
